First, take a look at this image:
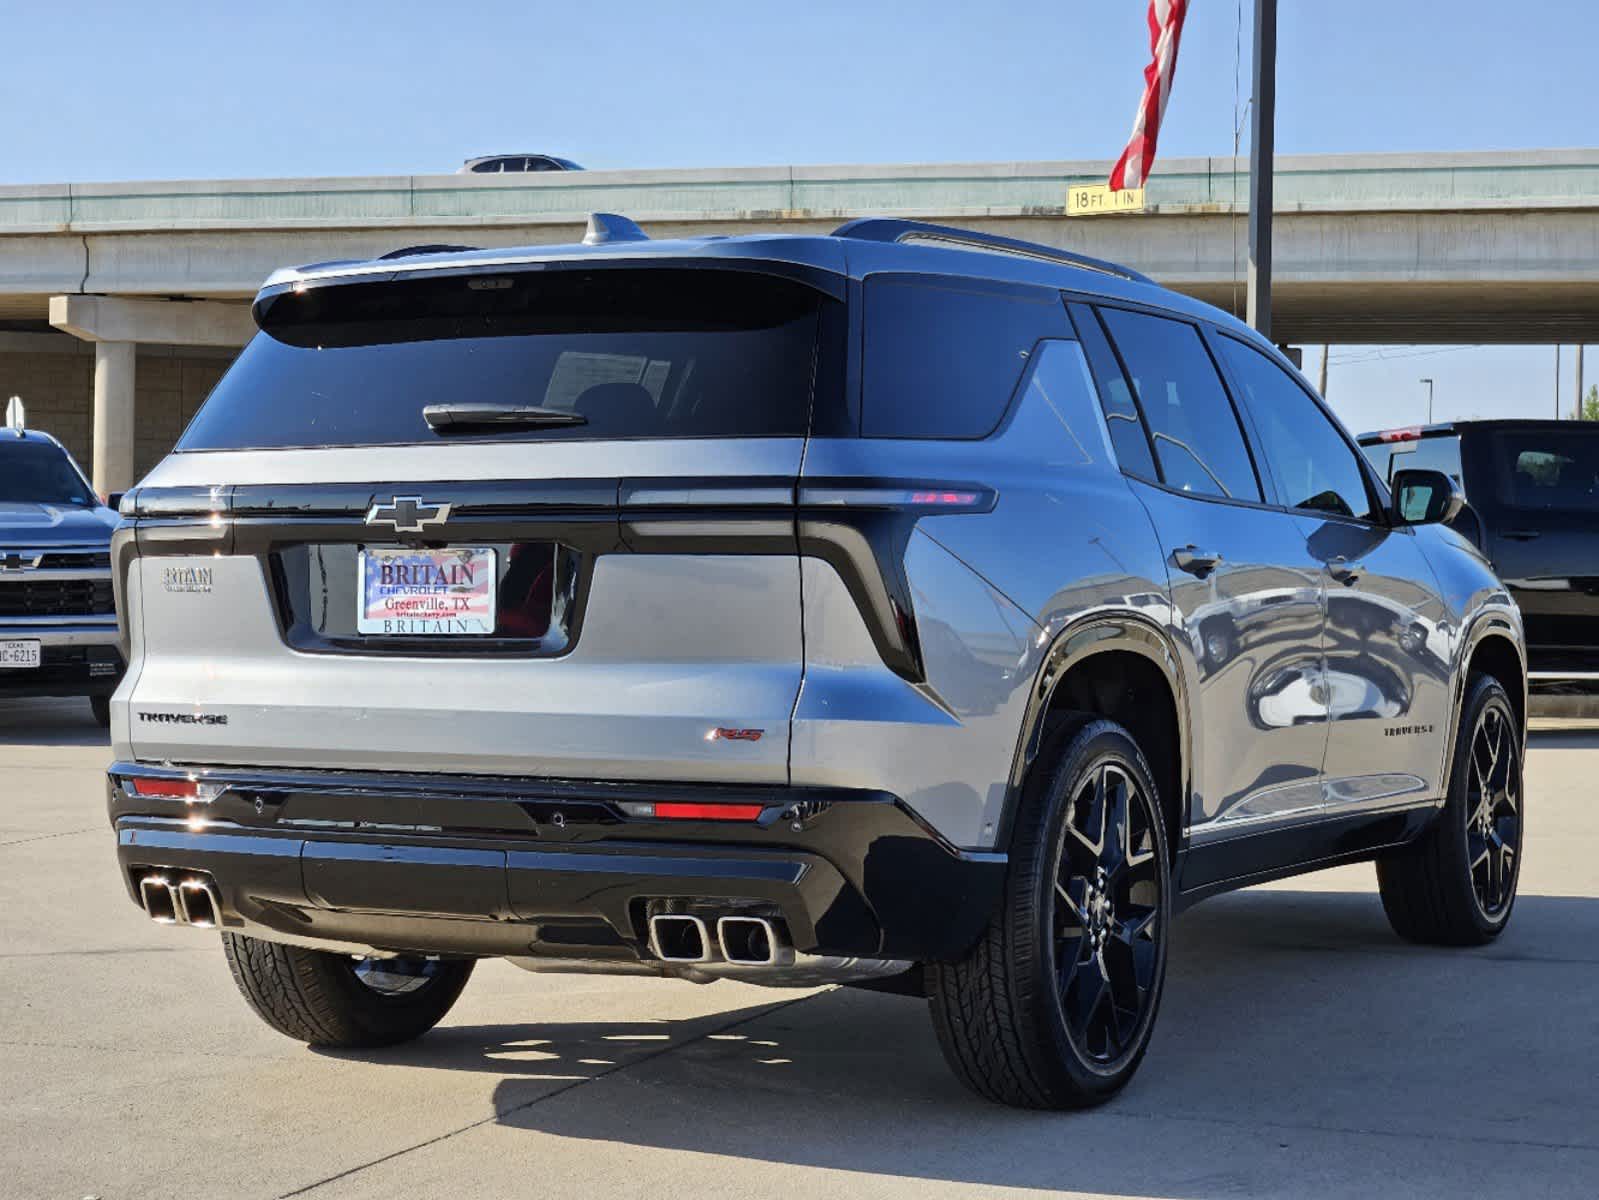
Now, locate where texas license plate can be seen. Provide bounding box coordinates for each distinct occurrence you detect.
[0,639,41,669]
[357,547,497,636]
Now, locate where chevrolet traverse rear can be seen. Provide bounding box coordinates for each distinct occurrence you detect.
[109,216,1526,1108]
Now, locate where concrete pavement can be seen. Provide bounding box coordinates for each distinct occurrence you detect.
[2,698,1596,1199]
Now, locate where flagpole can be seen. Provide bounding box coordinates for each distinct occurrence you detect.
[1246,0,1276,339]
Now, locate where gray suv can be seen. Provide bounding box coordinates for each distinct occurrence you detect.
[106,217,1527,1108]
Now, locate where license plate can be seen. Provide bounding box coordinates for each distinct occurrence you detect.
[0,639,41,669]
[357,547,497,636]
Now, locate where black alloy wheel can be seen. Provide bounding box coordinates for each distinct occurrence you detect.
[1377,672,1524,946]
[929,719,1171,1108]
[1464,699,1520,919]
[1052,760,1164,1064]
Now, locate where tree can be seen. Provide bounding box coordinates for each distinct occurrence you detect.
[1584,384,1599,422]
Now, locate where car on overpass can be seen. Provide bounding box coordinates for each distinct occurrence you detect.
[458,153,583,173]
[0,405,123,725]
[104,217,1527,1109]
[1361,419,1599,692]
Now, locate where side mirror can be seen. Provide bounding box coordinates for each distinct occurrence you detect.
[105,492,126,512]
[1391,468,1464,526]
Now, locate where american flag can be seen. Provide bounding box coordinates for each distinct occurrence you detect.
[1109,0,1191,191]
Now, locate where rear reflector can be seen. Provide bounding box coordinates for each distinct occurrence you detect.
[619,801,767,821]
[125,776,221,801]
[128,777,199,798]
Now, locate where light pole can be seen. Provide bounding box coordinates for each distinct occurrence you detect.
[1420,377,1434,424]
[1246,0,1277,339]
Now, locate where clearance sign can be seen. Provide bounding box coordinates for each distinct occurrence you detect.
[1066,184,1146,216]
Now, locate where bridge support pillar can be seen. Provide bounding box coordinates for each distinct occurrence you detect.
[90,341,137,496]
[47,294,253,495]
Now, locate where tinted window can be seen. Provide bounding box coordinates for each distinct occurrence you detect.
[1008,340,1111,467]
[862,275,1068,439]
[1099,309,1262,501]
[1069,304,1157,476]
[180,269,831,450]
[1362,433,1463,490]
[0,441,95,506]
[1495,429,1599,511]
[1216,336,1374,521]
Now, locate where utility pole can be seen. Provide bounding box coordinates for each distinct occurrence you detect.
[1317,345,1329,397]
[1246,0,1277,339]
[1555,346,1562,419]
[1577,344,1586,418]
[1420,377,1434,424]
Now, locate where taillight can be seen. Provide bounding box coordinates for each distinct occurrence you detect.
[1378,428,1423,444]
[797,484,994,512]
[617,801,767,821]
[908,490,980,506]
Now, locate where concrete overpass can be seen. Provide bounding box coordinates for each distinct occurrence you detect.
[1,148,1595,489]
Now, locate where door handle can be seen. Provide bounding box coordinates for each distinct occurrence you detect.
[1329,556,1364,585]
[1500,530,1542,541]
[1172,546,1223,577]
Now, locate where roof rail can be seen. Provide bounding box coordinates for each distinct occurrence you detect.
[831,218,1152,284]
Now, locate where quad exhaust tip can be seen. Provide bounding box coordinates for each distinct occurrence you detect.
[139,875,180,924]
[648,912,794,967]
[716,916,787,966]
[648,914,713,963]
[176,879,221,928]
[137,873,222,929]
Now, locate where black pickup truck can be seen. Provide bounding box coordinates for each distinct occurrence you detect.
[1361,418,1599,691]
[0,421,124,724]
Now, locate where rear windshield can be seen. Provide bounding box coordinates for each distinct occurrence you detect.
[178,268,832,450]
[0,440,95,506]
[1361,433,1464,492]
[1495,428,1599,510]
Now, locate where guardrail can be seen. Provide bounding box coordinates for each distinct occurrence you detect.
[2,150,1597,234]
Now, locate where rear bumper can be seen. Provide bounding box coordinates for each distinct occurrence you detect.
[107,763,1005,964]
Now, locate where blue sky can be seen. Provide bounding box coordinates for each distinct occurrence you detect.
[3,0,1592,430]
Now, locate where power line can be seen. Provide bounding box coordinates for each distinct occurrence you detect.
[1328,345,1485,365]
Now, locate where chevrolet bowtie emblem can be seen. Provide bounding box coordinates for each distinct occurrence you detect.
[363,496,452,533]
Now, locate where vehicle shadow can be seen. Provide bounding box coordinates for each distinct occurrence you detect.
[0,697,107,747]
[339,889,1599,1197]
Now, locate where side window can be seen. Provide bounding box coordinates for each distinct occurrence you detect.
[1068,302,1157,477]
[1006,340,1110,467]
[862,275,1070,439]
[1494,429,1599,511]
[1215,336,1376,522]
[1098,308,1263,502]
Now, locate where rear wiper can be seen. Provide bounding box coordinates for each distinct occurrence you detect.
[423,403,588,433]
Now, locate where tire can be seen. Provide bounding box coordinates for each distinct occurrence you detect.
[89,694,111,728]
[221,932,474,1048]
[1376,673,1523,946]
[928,719,1171,1109]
